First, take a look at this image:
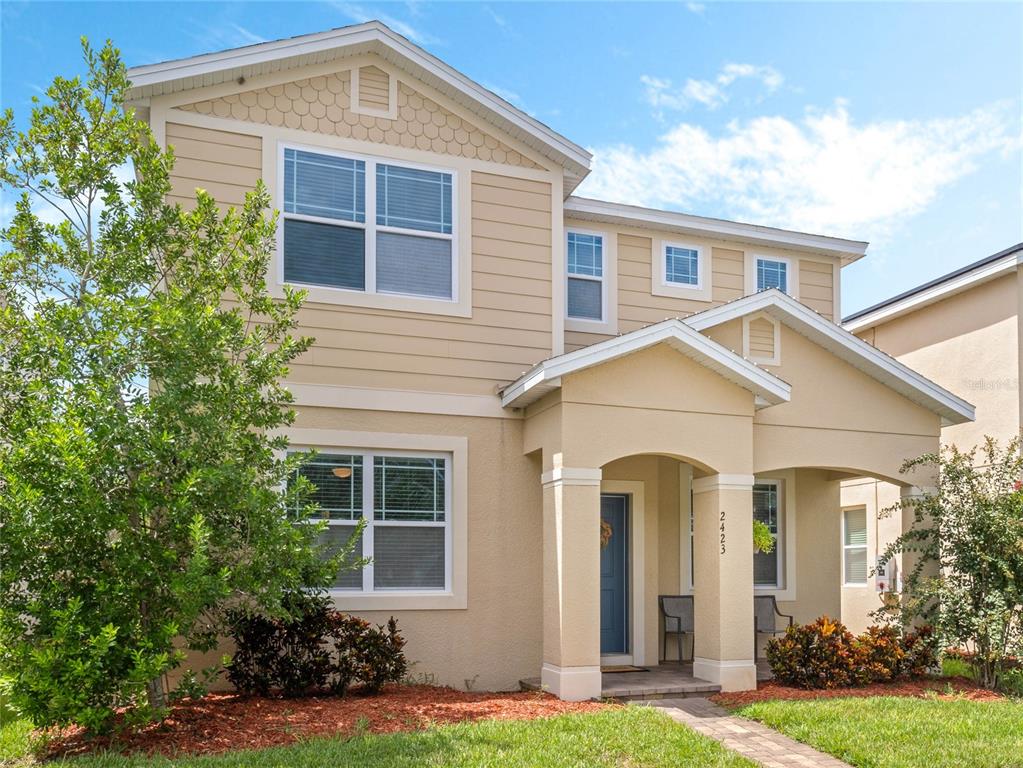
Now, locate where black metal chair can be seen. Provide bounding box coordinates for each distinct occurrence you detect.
[659,595,694,663]
[754,595,794,659]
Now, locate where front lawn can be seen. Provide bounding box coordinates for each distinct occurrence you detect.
[1,706,754,767]
[735,696,1023,768]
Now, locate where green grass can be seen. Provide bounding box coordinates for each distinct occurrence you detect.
[0,705,755,767]
[735,696,1023,768]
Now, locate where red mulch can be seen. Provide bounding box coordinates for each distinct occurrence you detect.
[711,675,1005,708]
[39,685,610,760]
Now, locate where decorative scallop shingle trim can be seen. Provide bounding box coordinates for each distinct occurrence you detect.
[174,71,543,170]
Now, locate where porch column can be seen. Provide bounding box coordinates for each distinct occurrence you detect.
[540,465,602,701]
[691,474,757,691]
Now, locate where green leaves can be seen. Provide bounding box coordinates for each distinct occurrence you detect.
[0,39,339,733]
[879,436,1023,689]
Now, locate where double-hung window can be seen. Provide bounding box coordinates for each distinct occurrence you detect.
[756,257,789,293]
[292,450,451,593]
[843,507,868,586]
[753,482,782,588]
[665,244,700,287]
[282,146,455,300]
[566,231,604,321]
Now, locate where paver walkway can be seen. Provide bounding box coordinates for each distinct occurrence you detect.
[642,697,853,768]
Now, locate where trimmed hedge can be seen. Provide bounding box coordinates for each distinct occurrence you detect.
[766,615,936,689]
[226,592,407,697]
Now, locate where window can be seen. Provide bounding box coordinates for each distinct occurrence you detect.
[753,482,781,587]
[756,257,788,293]
[291,450,450,592]
[282,146,455,300]
[665,245,700,286]
[843,507,868,585]
[567,231,604,321]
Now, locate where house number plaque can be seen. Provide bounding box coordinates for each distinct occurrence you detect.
[720,510,726,555]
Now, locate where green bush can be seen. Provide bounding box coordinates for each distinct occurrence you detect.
[227,593,407,697]
[900,625,938,677]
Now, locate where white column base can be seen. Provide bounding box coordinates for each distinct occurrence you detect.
[540,663,602,701]
[693,658,757,692]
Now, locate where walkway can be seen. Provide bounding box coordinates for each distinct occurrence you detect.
[642,697,853,768]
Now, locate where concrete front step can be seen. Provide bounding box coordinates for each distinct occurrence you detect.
[519,676,722,701]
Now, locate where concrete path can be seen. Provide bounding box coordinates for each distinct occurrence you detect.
[642,697,853,768]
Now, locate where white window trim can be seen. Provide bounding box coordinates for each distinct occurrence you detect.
[842,506,869,587]
[275,140,469,317]
[284,428,468,610]
[742,311,781,366]
[565,227,618,334]
[747,253,798,299]
[653,239,712,302]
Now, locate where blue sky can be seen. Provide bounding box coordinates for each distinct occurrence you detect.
[2,1,1020,313]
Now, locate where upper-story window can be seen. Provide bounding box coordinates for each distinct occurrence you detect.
[664,244,701,287]
[282,146,456,301]
[566,231,604,321]
[756,257,789,293]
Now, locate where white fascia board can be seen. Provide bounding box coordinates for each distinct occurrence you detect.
[500,318,791,409]
[126,22,591,174]
[843,252,1020,333]
[685,290,976,426]
[564,197,868,262]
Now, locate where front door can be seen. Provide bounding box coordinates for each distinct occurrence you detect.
[600,494,629,655]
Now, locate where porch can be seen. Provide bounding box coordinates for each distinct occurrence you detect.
[520,661,773,701]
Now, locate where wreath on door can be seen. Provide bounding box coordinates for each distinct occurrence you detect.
[600,519,613,549]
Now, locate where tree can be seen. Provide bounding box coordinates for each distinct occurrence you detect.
[0,40,357,732]
[878,437,1023,689]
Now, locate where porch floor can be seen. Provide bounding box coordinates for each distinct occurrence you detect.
[520,662,771,701]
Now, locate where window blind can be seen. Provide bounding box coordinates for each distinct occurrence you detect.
[567,277,602,320]
[376,232,453,299]
[283,219,365,290]
[666,246,699,285]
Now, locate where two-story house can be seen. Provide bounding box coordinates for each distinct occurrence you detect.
[125,21,974,699]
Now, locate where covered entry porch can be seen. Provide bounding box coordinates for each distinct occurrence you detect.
[501,312,957,701]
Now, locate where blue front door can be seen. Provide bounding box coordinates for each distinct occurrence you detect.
[600,494,629,655]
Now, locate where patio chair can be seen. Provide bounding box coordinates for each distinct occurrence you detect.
[754,595,794,660]
[659,595,694,663]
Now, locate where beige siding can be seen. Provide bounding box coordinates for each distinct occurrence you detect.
[799,259,834,319]
[712,247,744,303]
[747,316,775,358]
[166,122,262,209]
[174,63,542,170]
[287,171,552,396]
[358,65,390,110]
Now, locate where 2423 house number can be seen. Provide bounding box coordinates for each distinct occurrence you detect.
[720,511,726,555]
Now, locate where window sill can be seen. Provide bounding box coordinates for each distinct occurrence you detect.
[565,315,617,335]
[327,590,466,611]
[272,280,472,318]
[651,280,713,303]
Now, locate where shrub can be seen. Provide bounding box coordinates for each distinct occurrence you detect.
[767,616,865,689]
[227,594,406,697]
[855,625,905,682]
[900,625,938,678]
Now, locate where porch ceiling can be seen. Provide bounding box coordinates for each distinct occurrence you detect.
[500,318,792,409]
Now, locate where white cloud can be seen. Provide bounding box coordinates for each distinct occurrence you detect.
[578,100,1020,241]
[328,2,440,46]
[686,2,706,14]
[188,21,266,52]
[642,63,784,111]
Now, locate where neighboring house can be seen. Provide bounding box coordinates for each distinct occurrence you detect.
[124,21,974,699]
[840,243,1023,632]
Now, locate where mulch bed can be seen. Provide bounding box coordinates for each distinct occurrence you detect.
[40,684,610,760]
[712,675,1005,708]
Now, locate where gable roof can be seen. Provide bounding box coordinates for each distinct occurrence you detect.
[500,318,791,409]
[565,197,869,264]
[685,289,976,426]
[843,242,1023,331]
[124,21,591,190]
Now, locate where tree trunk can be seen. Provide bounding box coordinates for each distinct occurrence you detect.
[147,676,166,710]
